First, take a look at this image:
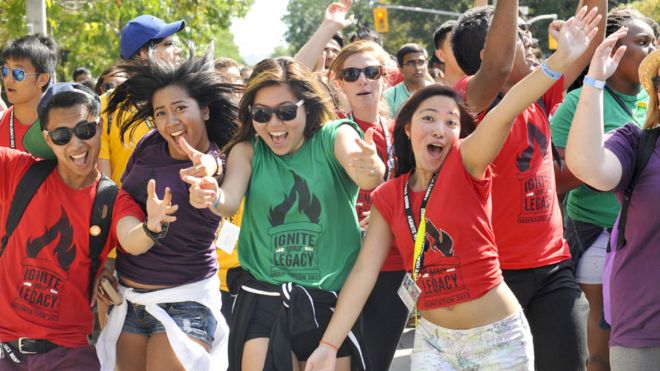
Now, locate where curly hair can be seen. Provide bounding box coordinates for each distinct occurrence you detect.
[107,53,240,149]
[226,57,336,153]
[606,7,656,38]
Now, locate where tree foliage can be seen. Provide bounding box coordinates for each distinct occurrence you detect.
[628,0,660,21]
[0,0,253,81]
[283,0,633,58]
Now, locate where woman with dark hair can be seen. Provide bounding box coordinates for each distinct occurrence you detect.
[184,56,385,371]
[95,54,239,371]
[95,65,128,95]
[305,14,603,370]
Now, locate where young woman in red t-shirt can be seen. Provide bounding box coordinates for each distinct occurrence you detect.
[305,13,601,370]
[326,40,405,370]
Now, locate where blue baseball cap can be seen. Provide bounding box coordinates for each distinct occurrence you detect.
[120,15,185,60]
[23,82,101,160]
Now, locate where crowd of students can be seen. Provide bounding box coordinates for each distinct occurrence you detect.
[0,0,658,370]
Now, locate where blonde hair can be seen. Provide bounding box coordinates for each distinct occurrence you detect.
[644,91,659,129]
[327,40,395,118]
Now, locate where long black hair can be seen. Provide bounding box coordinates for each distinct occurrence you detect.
[107,53,240,149]
[393,85,476,176]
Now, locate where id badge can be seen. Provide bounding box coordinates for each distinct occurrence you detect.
[214,221,240,254]
[397,272,421,313]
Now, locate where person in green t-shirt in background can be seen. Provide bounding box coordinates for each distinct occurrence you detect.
[550,8,657,370]
[184,57,385,371]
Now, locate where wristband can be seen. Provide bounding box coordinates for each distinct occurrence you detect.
[213,154,224,177]
[319,340,338,351]
[212,193,222,210]
[142,221,169,242]
[583,75,606,90]
[540,62,562,81]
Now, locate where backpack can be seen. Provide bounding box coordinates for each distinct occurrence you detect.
[603,126,659,324]
[0,160,118,300]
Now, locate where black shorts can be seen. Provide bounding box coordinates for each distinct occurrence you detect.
[245,294,352,360]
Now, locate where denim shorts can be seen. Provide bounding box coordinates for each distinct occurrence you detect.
[121,300,217,347]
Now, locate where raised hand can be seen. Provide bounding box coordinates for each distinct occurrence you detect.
[552,6,602,63]
[145,179,178,232]
[349,128,381,178]
[324,0,354,29]
[181,175,221,210]
[586,27,628,81]
[177,136,220,179]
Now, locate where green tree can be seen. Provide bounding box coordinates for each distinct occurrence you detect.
[628,0,660,20]
[0,0,253,81]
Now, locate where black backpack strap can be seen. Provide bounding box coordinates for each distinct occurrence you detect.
[0,160,57,257]
[88,175,118,299]
[615,127,659,250]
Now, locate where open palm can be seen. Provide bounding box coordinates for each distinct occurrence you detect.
[552,6,601,63]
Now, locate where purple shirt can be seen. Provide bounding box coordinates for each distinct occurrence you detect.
[605,123,660,348]
[117,131,220,285]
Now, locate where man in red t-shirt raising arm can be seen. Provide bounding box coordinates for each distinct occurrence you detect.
[450,0,606,370]
[0,83,176,370]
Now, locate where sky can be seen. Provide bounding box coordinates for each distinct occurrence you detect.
[230,0,289,65]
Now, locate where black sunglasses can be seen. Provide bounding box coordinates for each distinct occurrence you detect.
[1,65,41,82]
[339,66,384,82]
[45,120,99,145]
[652,76,660,91]
[249,100,304,124]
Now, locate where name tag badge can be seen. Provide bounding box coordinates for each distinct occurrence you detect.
[215,221,240,255]
[397,272,421,313]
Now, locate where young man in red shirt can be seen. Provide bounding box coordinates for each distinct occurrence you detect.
[0,83,176,370]
[0,34,57,152]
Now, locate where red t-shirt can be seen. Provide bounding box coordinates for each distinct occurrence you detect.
[455,75,570,269]
[372,142,501,310]
[337,112,404,271]
[0,147,144,347]
[0,107,31,152]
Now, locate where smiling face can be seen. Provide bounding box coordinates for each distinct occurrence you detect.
[152,84,210,160]
[251,84,306,156]
[405,95,461,174]
[337,51,385,113]
[44,104,100,187]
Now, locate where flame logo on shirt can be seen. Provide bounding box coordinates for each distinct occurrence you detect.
[516,121,549,172]
[26,207,77,271]
[424,219,454,257]
[268,170,321,226]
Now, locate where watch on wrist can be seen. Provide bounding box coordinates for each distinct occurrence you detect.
[143,221,169,242]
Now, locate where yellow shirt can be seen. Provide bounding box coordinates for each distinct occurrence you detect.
[99,92,151,258]
[216,201,244,292]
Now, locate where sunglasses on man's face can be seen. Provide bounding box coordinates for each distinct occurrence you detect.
[339,66,384,82]
[45,120,99,146]
[249,100,304,124]
[1,65,41,83]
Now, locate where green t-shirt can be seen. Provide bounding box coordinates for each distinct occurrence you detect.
[383,82,411,118]
[550,86,648,227]
[238,120,362,291]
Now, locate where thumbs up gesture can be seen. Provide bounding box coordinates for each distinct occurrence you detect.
[349,128,383,178]
[177,136,221,179]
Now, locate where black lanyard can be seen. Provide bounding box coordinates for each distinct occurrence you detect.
[9,109,15,149]
[404,172,438,280]
[604,85,635,122]
[349,113,394,180]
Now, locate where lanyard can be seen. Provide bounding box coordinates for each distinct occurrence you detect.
[349,113,394,180]
[604,85,638,124]
[9,109,15,149]
[404,172,438,282]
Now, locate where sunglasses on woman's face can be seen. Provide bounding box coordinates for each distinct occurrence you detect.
[339,66,384,82]
[45,120,99,145]
[1,66,41,83]
[249,100,304,124]
[652,76,660,91]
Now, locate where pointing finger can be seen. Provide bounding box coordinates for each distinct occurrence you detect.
[163,187,173,204]
[147,179,157,200]
[181,175,204,187]
[177,136,199,162]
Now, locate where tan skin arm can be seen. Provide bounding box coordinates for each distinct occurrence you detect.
[97,158,111,178]
[464,0,519,114]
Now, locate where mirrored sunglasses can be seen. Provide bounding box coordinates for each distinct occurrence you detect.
[249,100,304,124]
[45,120,99,145]
[1,65,41,82]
